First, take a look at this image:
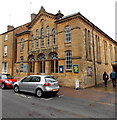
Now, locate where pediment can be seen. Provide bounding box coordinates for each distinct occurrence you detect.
[27,6,56,28]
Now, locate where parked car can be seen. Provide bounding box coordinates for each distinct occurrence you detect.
[13,75,60,97]
[0,74,18,89]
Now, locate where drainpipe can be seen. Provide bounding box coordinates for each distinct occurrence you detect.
[12,30,15,76]
[92,24,97,86]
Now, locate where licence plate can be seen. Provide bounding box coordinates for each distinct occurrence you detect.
[53,89,58,91]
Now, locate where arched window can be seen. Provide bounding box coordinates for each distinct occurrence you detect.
[52,29,56,45]
[65,51,72,70]
[88,30,92,60]
[31,35,34,48]
[41,28,44,47]
[85,28,88,59]
[65,26,71,43]
[46,26,50,47]
[110,44,113,63]
[21,38,24,51]
[36,29,39,48]
[104,41,108,64]
[20,56,24,72]
[96,36,101,63]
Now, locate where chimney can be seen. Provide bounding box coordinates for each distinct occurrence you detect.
[31,13,36,21]
[7,25,14,31]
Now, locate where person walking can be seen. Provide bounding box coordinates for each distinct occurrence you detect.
[103,72,109,87]
[110,71,117,87]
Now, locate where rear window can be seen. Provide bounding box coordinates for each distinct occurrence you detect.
[1,74,14,79]
[45,76,57,83]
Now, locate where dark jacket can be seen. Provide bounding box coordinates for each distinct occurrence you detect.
[103,72,109,81]
[110,72,117,79]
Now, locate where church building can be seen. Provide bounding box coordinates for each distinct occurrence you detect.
[0,6,117,88]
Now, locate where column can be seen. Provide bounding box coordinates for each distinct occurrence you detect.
[45,60,50,74]
[34,61,39,74]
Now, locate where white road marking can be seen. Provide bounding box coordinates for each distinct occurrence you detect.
[27,96,32,99]
[20,94,27,98]
[40,98,53,100]
[97,102,115,106]
[14,93,19,96]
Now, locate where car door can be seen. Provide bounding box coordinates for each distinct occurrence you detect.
[19,76,32,92]
[28,76,41,93]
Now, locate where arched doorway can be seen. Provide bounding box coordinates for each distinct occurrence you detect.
[112,61,117,73]
[49,52,58,73]
[37,54,46,73]
[28,55,35,74]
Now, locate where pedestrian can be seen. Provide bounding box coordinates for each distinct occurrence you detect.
[103,72,109,87]
[110,71,117,87]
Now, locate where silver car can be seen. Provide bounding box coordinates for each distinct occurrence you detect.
[13,75,60,97]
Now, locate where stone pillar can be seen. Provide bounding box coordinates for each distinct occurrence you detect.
[45,61,50,74]
[54,60,56,73]
[34,62,39,74]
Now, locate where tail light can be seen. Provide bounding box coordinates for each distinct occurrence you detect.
[44,83,51,86]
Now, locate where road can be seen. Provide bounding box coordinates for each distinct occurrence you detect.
[2,88,116,118]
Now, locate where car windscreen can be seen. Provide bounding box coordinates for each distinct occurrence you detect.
[45,76,57,83]
[1,75,14,79]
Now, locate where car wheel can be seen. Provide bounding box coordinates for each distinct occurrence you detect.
[36,89,43,98]
[1,83,5,89]
[14,85,19,93]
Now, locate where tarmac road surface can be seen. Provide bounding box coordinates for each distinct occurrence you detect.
[2,88,116,119]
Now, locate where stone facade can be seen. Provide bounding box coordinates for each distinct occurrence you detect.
[0,6,117,88]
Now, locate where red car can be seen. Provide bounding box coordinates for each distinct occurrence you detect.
[0,74,17,89]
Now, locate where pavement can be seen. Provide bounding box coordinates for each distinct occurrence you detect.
[59,81,117,105]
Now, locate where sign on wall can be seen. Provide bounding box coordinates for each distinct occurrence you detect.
[73,64,79,73]
[16,67,19,73]
[59,65,64,73]
[87,66,93,76]
[23,64,27,73]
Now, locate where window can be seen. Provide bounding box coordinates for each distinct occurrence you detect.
[96,36,101,63]
[4,46,7,56]
[36,29,39,48]
[85,28,88,58]
[85,29,92,60]
[20,56,24,72]
[104,41,108,64]
[109,44,113,63]
[21,38,24,51]
[31,35,34,48]
[65,26,71,43]
[21,76,32,82]
[114,47,117,61]
[46,26,50,47]
[88,30,92,60]
[31,76,41,82]
[65,51,72,70]
[2,62,8,73]
[52,29,56,45]
[4,35,8,41]
[41,28,44,47]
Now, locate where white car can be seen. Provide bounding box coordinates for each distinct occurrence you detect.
[13,75,60,97]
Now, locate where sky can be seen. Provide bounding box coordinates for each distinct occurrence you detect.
[0,0,116,40]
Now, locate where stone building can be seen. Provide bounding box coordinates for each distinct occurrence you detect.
[0,6,117,88]
[0,25,15,75]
